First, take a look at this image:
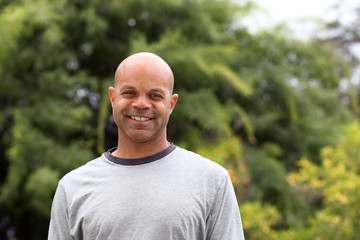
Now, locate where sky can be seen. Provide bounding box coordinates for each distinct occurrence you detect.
[244,0,360,84]
[246,0,358,39]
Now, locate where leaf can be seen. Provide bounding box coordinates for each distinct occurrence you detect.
[212,63,253,96]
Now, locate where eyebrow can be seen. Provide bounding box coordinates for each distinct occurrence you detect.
[149,88,166,95]
[118,84,136,92]
[118,85,167,95]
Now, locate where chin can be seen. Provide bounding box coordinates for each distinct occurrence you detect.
[130,133,164,144]
[129,134,154,143]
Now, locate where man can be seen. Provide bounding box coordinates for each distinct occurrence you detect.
[48,52,245,239]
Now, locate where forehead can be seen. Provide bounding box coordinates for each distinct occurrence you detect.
[115,56,173,91]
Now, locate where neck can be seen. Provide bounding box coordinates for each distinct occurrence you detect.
[113,133,170,159]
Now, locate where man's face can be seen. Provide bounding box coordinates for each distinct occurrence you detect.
[109,60,178,145]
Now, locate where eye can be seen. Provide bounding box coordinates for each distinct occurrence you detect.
[122,90,136,96]
[150,93,164,99]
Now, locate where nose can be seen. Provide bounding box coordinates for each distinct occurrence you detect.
[132,95,151,109]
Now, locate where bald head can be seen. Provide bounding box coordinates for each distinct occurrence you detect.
[115,52,174,93]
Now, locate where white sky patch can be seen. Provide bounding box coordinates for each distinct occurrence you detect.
[243,0,358,39]
[241,0,360,84]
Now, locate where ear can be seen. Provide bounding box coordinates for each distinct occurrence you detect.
[109,87,115,107]
[169,93,178,113]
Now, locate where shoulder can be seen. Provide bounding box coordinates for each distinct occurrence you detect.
[58,155,105,187]
[172,146,229,178]
[173,146,226,168]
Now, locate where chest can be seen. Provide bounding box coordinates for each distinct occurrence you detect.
[68,173,208,240]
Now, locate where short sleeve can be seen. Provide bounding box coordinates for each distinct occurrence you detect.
[48,183,72,240]
[206,174,245,240]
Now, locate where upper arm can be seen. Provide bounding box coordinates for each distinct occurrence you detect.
[206,174,245,240]
[48,184,72,240]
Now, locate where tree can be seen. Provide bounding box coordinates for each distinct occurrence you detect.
[287,121,360,239]
[319,1,360,116]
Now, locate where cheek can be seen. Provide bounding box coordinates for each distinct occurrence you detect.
[112,101,126,122]
[155,102,169,114]
[113,99,128,111]
[112,108,120,126]
[157,103,172,121]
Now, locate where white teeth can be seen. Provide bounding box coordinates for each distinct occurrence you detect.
[131,116,150,122]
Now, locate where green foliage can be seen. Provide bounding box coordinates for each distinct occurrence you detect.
[212,63,254,97]
[287,122,360,239]
[97,79,114,154]
[241,201,281,239]
[243,147,288,202]
[26,99,93,141]
[1,108,93,238]
[237,32,353,167]
[177,89,232,137]
[25,166,60,217]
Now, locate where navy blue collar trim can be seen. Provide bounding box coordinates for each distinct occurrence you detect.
[104,144,176,166]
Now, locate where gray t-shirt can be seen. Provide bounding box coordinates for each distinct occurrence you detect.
[48,145,244,240]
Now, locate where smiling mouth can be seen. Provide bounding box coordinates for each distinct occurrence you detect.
[130,116,152,122]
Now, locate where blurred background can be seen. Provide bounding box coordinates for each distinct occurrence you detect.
[1,0,360,239]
